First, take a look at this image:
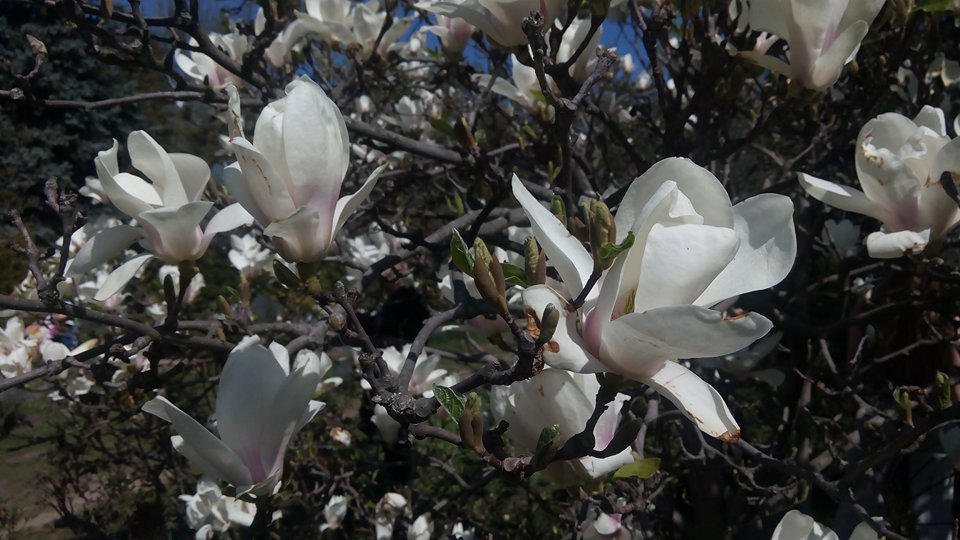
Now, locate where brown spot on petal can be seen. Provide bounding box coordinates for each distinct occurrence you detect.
[719,430,741,444]
[537,384,545,397]
[546,341,560,353]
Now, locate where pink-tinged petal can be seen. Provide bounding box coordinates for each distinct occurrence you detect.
[143,397,252,486]
[215,336,289,484]
[643,360,740,440]
[282,77,351,209]
[138,202,213,263]
[798,173,888,220]
[100,172,162,219]
[259,346,322,478]
[94,253,154,301]
[263,205,327,263]
[512,175,593,298]
[522,285,606,373]
[633,223,739,312]
[417,0,517,47]
[167,153,211,203]
[615,158,734,234]
[865,229,930,258]
[810,20,869,90]
[331,165,385,246]
[228,138,297,224]
[127,131,189,207]
[68,225,144,277]
[695,194,797,308]
[600,305,773,377]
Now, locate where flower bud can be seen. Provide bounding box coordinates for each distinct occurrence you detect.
[550,195,567,226]
[536,303,559,347]
[524,236,540,285]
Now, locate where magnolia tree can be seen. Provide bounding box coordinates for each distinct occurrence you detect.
[0,0,958,538]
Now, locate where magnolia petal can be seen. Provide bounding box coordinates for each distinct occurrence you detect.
[264,205,326,263]
[771,510,839,540]
[634,223,739,312]
[643,360,740,440]
[282,77,351,210]
[473,74,534,111]
[222,162,272,227]
[143,396,252,487]
[600,305,773,375]
[865,229,930,258]
[100,172,162,219]
[167,153,211,203]
[615,158,734,235]
[203,203,254,247]
[68,225,144,276]
[127,131,189,208]
[418,0,517,47]
[94,253,154,301]
[914,105,947,137]
[138,201,213,262]
[745,0,789,37]
[695,194,797,308]
[259,348,322,476]
[925,137,960,236]
[522,285,606,373]
[855,113,924,212]
[229,137,297,224]
[296,400,326,434]
[512,175,593,297]
[225,85,245,139]
[810,20,869,90]
[215,336,290,484]
[737,50,792,78]
[331,164,386,247]
[798,173,887,220]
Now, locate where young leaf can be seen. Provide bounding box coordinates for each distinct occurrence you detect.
[434,384,466,423]
[501,262,529,288]
[450,230,474,276]
[613,458,660,479]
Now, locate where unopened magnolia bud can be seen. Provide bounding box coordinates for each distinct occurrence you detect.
[473,255,508,314]
[459,392,484,453]
[530,424,562,470]
[473,237,493,266]
[588,200,616,270]
[524,236,540,284]
[25,35,47,59]
[535,250,547,285]
[537,303,559,346]
[551,195,567,226]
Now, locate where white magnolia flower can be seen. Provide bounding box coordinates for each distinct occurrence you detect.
[228,234,273,278]
[175,31,249,90]
[450,522,475,539]
[771,510,878,540]
[582,509,631,540]
[296,0,412,57]
[800,105,960,258]
[557,16,603,83]
[408,514,433,540]
[44,338,99,401]
[473,55,553,114]
[374,492,408,540]
[422,14,475,53]
[513,158,797,440]
[68,131,251,300]
[0,317,37,378]
[734,0,885,91]
[179,477,257,539]
[143,336,326,496]
[320,494,349,532]
[417,0,565,48]
[492,368,634,485]
[224,77,385,263]
[254,8,310,68]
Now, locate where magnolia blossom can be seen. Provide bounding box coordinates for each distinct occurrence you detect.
[142,336,326,496]
[799,106,960,258]
[68,131,251,300]
[513,158,797,440]
[417,0,565,48]
[408,514,433,540]
[179,477,257,539]
[491,368,635,485]
[175,31,248,90]
[374,492,408,540]
[734,0,884,91]
[254,8,310,68]
[296,0,412,57]
[0,317,37,378]
[557,16,604,83]
[228,234,273,278]
[224,77,385,263]
[771,510,878,540]
[582,510,631,540]
[320,494,349,532]
[422,14,475,53]
[473,55,552,114]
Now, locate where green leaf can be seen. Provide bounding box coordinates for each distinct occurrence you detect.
[613,458,660,479]
[598,231,635,267]
[893,388,910,410]
[531,424,562,469]
[936,371,951,409]
[446,193,465,217]
[434,385,466,424]
[913,0,955,11]
[500,262,529,288]
[450,230,474,276]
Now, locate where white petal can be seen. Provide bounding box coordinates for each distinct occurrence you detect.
[809,21,870,90]
[94,253,154,301]
[168,153,211,203]
[138,201,213,262]
[203,203,254,243]
[228,138,297,224]
[522,285,606,373]
[865,229,930,258]
[142,396,252,486]
[512,175,593,297]
[644,361,740,440]
[264,205,327,263]
[127,131,189,207]
[259,348,322,475]
[798,173,887,220]
[695,194,797,308]
[68,225,144,276]
[771,510,838,540]
[100,172,162,219]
